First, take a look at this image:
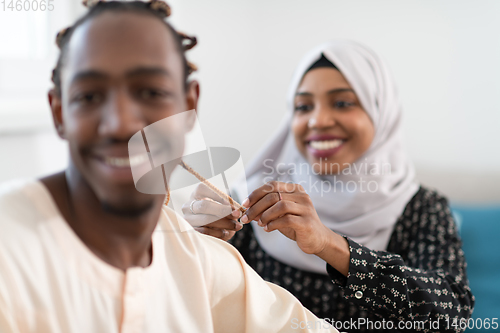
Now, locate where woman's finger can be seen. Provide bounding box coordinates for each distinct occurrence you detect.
[240,183,305,224]
[263,214,300,233]
[240,191,281,224]
[241,181,305,210]
[263,215,331,255]
[195,227,235,241]
[204,219,243,231]
[259,200,304,226]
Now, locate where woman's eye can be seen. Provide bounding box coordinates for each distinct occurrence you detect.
[333,100,354,109]
[294,104,313,112]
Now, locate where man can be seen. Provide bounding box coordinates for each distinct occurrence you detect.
[0,1,339,332]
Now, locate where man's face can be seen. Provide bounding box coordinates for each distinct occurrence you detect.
[50,12,198,214]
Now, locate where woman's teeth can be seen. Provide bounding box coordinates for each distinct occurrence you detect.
[104,154,148,168]
[309,139,343,150]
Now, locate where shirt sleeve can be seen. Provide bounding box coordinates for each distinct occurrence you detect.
[0,245,20,333]
[198,234,340,333]
[0,301,19,333]
[326,193,474,333]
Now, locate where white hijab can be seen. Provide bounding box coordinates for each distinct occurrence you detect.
[234,40,419,275]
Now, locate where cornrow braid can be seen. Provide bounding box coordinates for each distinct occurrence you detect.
[149,0,171,17]
[82,0,100,7]
[177,31,198,74]
[51,0,197,96]
[55,27,71,49]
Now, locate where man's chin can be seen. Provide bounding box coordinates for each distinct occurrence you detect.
[100,199,155,218]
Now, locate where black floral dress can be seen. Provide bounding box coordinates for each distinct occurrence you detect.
[230,187,474,332]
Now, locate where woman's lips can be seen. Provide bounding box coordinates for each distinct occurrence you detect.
[306,139,345,159]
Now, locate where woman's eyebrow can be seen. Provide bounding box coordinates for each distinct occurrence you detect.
[327,88,354,94]
[295,88,354,97]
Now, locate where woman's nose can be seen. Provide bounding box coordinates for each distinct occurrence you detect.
[308,106,335,129]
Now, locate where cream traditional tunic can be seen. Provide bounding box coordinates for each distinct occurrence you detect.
[0,180,338,333]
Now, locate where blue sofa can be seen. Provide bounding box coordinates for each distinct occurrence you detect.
[451,205,500,332]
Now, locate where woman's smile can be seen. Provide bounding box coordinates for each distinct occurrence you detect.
[305,134,346,159]
[292,67,374,174]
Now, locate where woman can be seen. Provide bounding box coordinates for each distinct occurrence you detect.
[184,40,474,332]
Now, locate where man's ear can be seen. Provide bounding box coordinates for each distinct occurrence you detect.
[185,80,200,131]
[48,89,65,139]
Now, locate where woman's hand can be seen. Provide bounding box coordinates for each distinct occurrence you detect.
[182,183,243,241]
[240,181,350,275]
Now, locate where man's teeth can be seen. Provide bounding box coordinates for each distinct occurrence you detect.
[309,139,343,150]
[104,154,148,168]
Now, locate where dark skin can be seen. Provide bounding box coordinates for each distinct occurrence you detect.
[235,69,375,276]
[43,12,199,271]
[191,68,374,276]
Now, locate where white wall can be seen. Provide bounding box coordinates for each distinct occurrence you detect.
[1,0,499,203]
[167,0,500,203]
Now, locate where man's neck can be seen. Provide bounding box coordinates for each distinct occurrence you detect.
[40,171,163,271]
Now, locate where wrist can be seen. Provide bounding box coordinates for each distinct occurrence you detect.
[315,229,350,277]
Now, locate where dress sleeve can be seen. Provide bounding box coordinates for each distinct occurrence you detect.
[198,234,340,333]
[326,191,474,333]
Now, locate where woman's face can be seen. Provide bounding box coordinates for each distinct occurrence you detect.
[292,67,374,175]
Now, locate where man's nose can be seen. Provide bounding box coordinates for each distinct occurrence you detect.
[99,89,145,140]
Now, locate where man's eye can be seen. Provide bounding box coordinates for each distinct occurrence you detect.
[139,89,168,100]
[294,104,313,113]
[74,93,104,105]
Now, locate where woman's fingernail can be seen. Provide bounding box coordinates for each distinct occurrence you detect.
[235,222,243,231]
[240,215,248,224]
[264,225,268,232]
[232,210,241,218]
[242,198,250,208]
[257,219,263,227]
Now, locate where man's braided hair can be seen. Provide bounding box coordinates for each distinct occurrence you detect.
[51,0,197,96]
